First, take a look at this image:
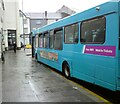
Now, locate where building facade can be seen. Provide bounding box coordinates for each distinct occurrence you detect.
[25,5,76,32]
[1,1,76,56]
[18,5,76,46]
[19,10,30,46]
[3,0,21,50]
[0,0,5,59]
[25,12,61,32]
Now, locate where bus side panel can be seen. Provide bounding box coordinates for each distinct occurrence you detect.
[94,58,116,90]
[63,44,95,83]
[118,38,120,90]
[94,14,119,91]
[71,13,118,91]
[72,54,95,83]
[37,48,62,72]
[72,52,116,90]
[73,55,95,83]
[118,2,120,90]
[117,58,120,90]
[118,45,120,90]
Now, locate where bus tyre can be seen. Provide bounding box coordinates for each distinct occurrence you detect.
[63,63,70,79]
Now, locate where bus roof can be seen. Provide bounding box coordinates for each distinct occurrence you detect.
[32,0,120,36]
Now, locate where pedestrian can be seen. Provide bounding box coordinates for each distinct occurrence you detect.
[2,40,5,54]
[13,42,16,53]
[1,52,5,63]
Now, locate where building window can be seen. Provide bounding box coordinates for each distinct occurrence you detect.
[36,20,41,25]
[24,19,27,24]
[54,28,63,50]
[81,16,106,44]
[64,23,78,44]
[49,30,54,49]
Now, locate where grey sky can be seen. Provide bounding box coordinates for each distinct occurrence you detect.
[19,0,110,13]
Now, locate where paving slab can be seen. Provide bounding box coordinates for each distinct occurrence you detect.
[2,49,106,102]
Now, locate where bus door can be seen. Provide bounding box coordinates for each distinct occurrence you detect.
[32,36,35,58]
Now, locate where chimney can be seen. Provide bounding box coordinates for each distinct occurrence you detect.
[45,11,47,18]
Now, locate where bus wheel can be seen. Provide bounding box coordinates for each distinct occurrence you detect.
[63,63,70,79]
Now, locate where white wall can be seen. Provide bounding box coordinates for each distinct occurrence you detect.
[19,13,31,46]
[27,18,30,34]
[24,17,30,34]
[0,32,1,59]
[0,0,4,58]
[23,17,30,45]
[47,19,56,25]
[0,31,2,58]
[16,2,21,48]
[19,13,23,35]
[0,0,2,58]
[4,1,17,29]
[4,0,21,49]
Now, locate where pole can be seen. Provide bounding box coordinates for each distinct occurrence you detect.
[23,19,25,51]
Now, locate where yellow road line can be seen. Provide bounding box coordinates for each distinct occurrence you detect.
[68,79,110,103]
[50,68,111,103]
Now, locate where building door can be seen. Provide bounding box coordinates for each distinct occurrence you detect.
[8,30,16,50]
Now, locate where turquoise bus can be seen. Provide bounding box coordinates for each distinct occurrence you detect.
[32,0,120,91]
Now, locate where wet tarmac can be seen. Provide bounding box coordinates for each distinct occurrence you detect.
[2,49,106,102]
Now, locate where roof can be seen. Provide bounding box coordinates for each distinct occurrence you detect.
[25,12,62,19]
[25,5,76,19]
[56,5,76,15]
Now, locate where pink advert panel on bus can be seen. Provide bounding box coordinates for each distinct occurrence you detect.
[84,46,116,57]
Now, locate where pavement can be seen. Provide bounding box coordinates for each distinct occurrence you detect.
[1,49,106,102]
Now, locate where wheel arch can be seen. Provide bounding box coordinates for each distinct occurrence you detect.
[61,59,73,77]
[62,61,69,72]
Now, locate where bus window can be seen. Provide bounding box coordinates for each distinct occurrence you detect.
[43,32,49,48]
[64,23,78,44]
[49,30,54,49]
[39,33,43,48]
[54,28,63,50]
[81,16,106,44]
